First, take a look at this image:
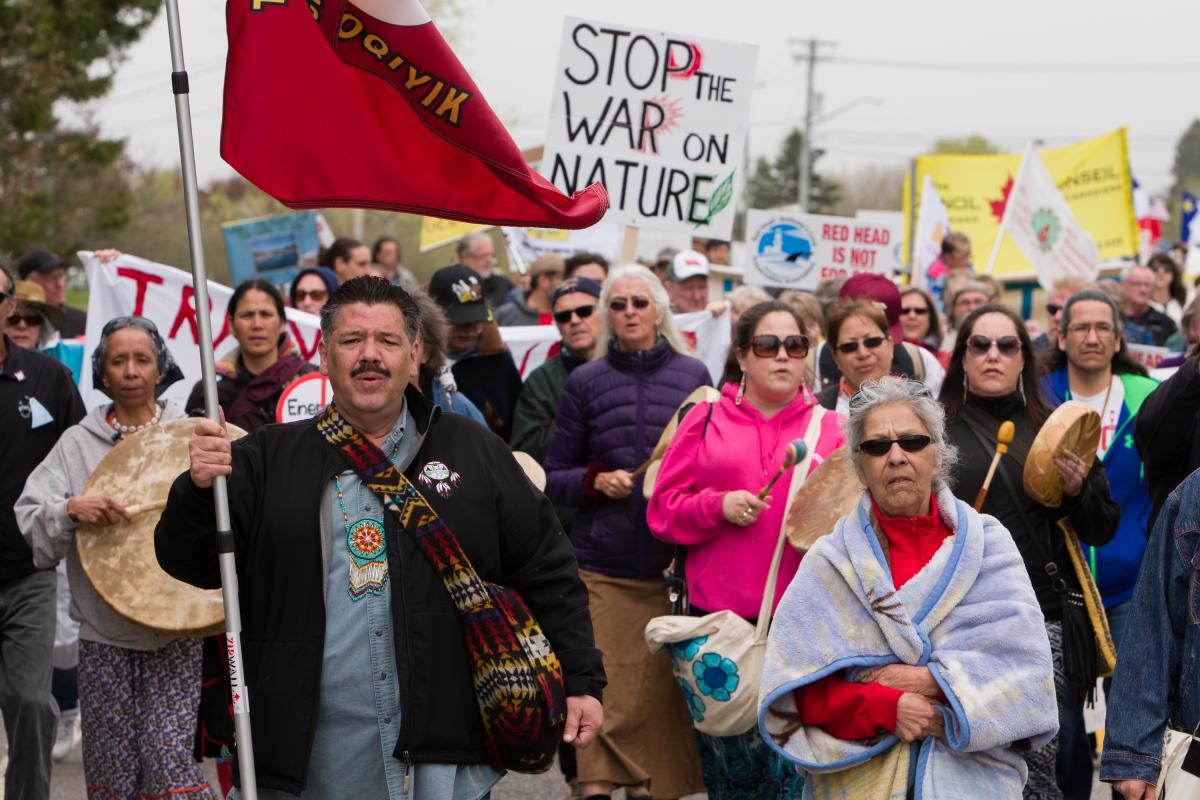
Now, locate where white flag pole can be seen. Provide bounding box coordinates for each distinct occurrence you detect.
[984,142,1034,276]
[162,1,259,795]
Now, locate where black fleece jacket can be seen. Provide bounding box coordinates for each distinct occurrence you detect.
[945,392,1119,619]
[155,385,603,794]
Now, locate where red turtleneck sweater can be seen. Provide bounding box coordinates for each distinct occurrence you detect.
[793,493,952,740]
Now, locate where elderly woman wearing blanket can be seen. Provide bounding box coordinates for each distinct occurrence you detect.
[758,378,1059,799]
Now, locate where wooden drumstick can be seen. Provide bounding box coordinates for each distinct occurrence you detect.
[973,421,1015,511]
[757,440,808,501]
[124,499,167,516]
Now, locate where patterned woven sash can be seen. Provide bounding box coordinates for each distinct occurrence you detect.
[316,404,567,773]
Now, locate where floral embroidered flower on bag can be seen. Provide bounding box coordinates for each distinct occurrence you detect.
[693,653,740,701]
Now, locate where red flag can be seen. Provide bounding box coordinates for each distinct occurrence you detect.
[221,0,607,229]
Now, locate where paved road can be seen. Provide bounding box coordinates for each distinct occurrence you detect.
[1,727,1111,799]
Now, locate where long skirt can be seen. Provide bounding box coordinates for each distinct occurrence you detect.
[1022,620,1065,800]
[694,727,805,800]
[78,638,212,800]
[577,570,704,798]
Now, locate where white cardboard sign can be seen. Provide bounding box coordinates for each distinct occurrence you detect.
[542,18,757,239]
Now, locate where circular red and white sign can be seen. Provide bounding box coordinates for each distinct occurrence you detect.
[275,372,333,423]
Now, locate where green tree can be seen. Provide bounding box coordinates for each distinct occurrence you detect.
[932,135,1001,155]
[1170,119,1200,200]
[0,0,161,256]
[744,128,841,213]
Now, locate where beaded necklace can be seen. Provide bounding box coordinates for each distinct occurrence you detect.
[108,402,164,436]
[334,435,401,601]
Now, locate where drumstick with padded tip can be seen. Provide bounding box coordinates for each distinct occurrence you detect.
[757,440,808,501]
[124,499,167,516]
[974,421,1015,511]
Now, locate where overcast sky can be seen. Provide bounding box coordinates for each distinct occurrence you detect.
[91,0,1197,202]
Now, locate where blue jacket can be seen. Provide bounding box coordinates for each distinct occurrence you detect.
[1043,369,1158,607]
[544,339,711,579]
[1099,466,1200,785]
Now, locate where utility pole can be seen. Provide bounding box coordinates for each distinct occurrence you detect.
[790,39,836,212]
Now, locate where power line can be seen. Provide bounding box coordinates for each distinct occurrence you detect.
[829,56,1200,73]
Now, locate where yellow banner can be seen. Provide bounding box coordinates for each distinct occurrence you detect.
[418,217,489,253]
[903,129,1138,279]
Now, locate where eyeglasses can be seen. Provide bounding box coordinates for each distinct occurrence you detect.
[965,334,1021,357]
[7,313,42,327]
[1045,303,1063,317]
[835,335,887,354]
[553,304,596,324]
[900,306,929,316]
[1066,322,1115,337]
[608,296,651,312]
[294,289,328,303]
[750,334,809,359]
[856,434,933,457]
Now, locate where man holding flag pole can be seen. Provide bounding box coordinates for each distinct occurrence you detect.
[153,0,607,797]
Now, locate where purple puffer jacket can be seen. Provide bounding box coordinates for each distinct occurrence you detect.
[544,338,711,579]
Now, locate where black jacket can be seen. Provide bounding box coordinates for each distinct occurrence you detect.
[1135,354,1200,529]
[945,392,1119,619]
[155,386,604,794]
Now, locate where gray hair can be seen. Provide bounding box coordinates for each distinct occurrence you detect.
[456,231,492,259]
[594,263,688,358]
[845,378,958,491]
[727,284,772,316]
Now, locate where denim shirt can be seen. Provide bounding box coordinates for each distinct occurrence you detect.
[247,404,501,800]
[1099,468,1200,785]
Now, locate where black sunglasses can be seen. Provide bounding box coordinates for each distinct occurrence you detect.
[835,335,887,354]
[750,333,809,359]
[0,291,8,303]
[857,434,933,457]
[294,289,328,302]
[1045,303,1063,316]
[966,334,1021,357]
[7,312,42,327]
[609,296,651,312]
[900,306,929,316]
[553,304,596,324]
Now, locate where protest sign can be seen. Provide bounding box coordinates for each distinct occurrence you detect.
[742,210,901,291]
[911,175,951,290]
[542,19,757,239]
[1127,343,1173,372]
[902,129,1138,280]
[276,373,333,423]
[80,252,730,411]
[222,210,323,287]
[79,252,324,411]
[419,217,488,253]
[504,223,620,264]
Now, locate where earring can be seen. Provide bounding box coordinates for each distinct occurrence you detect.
[735,373,746,405]
[1018,373,1027,405]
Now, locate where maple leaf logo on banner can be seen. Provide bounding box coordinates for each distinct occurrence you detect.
[989,176,1015,222]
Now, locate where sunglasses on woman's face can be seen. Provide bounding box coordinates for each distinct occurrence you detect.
[750,333,809,359]
[835,335,887,354]
[900,306,929,316]
[608,296,651,312]
[7,313,41,327]
[553,304,596,324]
[856,434,933,457]
[294,289,328,303]
[965,334,1021,358]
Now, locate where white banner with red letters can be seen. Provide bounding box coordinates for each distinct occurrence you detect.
[79,253,730,411]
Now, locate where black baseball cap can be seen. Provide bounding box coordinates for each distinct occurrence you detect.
[551,277,602,305]
[18,250,70,279]
[429,265,493,325]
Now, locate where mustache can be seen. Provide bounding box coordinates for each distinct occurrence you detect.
[351,363,390,378]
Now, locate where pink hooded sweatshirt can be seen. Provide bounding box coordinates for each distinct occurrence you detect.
[647,382,845,619]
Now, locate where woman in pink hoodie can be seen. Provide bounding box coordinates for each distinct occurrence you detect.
[647,300,843,799]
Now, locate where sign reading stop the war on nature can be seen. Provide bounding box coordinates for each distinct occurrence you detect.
[542,19,757,240]
[743,210,902,291]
